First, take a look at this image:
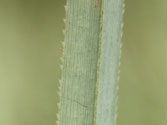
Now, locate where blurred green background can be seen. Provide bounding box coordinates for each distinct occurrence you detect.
[0,0,65,125]
[117,0,167,125]
[0,0,166,125]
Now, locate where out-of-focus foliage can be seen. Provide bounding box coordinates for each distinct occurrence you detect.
[0,1,65,125]
[118,0,167,125]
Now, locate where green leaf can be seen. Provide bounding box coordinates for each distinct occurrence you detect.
[96,0,124,125]
[57,0,124,125]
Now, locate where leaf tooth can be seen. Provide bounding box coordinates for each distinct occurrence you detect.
[121,23,124,29]
[63,19,66,23]
[60,64,63,70]
[56,113,60,121]
[114,104,118,124]
[60,56,64,63]
[57,101,61,108]
[62,29,65,34]
[58,85,61,93]
[119,46,123,60]
[56,121,60,125]
[120,42,123,49]
[62,41,65,48]
[117,74,121,82]
[64,5,68,11]
[59,79,62,85]
[122,3,126,14]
